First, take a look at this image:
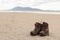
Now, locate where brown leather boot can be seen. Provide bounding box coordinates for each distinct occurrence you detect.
[30,22,42,36]
[39,22,49,36]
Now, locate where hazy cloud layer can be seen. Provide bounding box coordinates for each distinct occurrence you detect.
[0,0,60,10]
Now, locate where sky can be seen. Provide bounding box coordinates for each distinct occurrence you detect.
[0,0,60,10]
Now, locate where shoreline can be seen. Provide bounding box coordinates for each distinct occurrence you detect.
[0,11,60,14]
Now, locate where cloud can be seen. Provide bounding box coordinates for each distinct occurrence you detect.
[0,0,18,10]
[0,0,46,10]
[0,0,60,10]
[38,2,60,10]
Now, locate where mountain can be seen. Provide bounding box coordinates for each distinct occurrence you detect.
[8,6,60,12]
[9,7,41,11]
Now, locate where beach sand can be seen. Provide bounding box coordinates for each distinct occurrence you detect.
[0,12,60,40]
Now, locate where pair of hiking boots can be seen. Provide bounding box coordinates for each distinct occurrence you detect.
[30,22,49,36]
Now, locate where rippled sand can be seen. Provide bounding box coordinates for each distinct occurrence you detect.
[0,12,60,40]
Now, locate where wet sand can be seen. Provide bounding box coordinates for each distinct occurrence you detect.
[0,12,60,40]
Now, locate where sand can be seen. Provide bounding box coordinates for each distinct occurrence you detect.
[0,12,60,40]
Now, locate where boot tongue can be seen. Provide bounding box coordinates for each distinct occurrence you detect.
[40,21,43,24]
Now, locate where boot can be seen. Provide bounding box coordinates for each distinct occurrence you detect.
[39,22,49,36]
[30,22,42,36]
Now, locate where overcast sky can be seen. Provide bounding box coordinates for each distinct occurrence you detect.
[0,0,60,10]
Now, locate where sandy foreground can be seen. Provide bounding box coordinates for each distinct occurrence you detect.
[0,12,60,40]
